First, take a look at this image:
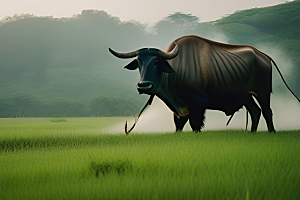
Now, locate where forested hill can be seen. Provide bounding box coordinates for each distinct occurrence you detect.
[0,11,150,117]
[215,0,300,58]
[0,0,299,117]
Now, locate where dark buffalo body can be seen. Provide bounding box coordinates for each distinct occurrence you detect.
[163,35,271,117]
[110,35,277,132]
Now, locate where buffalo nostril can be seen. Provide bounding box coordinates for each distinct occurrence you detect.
[138,82,151,88]
[137,81,153,91]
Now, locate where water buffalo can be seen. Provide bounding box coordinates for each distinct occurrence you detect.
[109,35,299,133]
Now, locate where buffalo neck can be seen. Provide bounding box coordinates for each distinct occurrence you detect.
[156,73,190,117]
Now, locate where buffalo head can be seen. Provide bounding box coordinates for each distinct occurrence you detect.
[109,44,179,95]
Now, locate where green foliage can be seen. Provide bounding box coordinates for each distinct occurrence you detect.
[216,23,263,44]
[216,0,300,34]
[0,118,299,200]
[0,93,145,117]
[50,118,67,122]
[81,159,133,177]
[89,95,141,117]
[153,12,200,35]
[215,0,300,43]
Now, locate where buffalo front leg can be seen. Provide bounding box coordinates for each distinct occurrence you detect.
[243,94,261,132]
[173,114,189,132]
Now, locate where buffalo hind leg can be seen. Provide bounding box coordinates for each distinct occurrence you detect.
[263,107,275,132]
[189,109,206,132]
[243,94,261,132]
[256,95,276,133]
[173,113,189,132]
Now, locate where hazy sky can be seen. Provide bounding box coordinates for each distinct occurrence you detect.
[0,0,291,23]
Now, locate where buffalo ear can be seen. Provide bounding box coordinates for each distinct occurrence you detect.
[159,60,175,73]
[124,59,138,70]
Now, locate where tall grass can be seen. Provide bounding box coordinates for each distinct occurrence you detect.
[0,118,299,200]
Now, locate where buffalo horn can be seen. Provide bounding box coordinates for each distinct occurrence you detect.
[156,42,179,60]
[109,48,139,59]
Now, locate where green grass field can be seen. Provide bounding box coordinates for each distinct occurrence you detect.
[0,118,299,200]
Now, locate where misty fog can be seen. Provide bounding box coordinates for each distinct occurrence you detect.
[105,90,300,133]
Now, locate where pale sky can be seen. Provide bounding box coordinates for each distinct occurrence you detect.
[0,0,291,23]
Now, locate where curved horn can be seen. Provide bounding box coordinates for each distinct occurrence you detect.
[109,48,139,59]
[157,42,179,60]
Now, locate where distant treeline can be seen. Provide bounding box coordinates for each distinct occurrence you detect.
[0,94,142,117]
[0,0,299,117]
